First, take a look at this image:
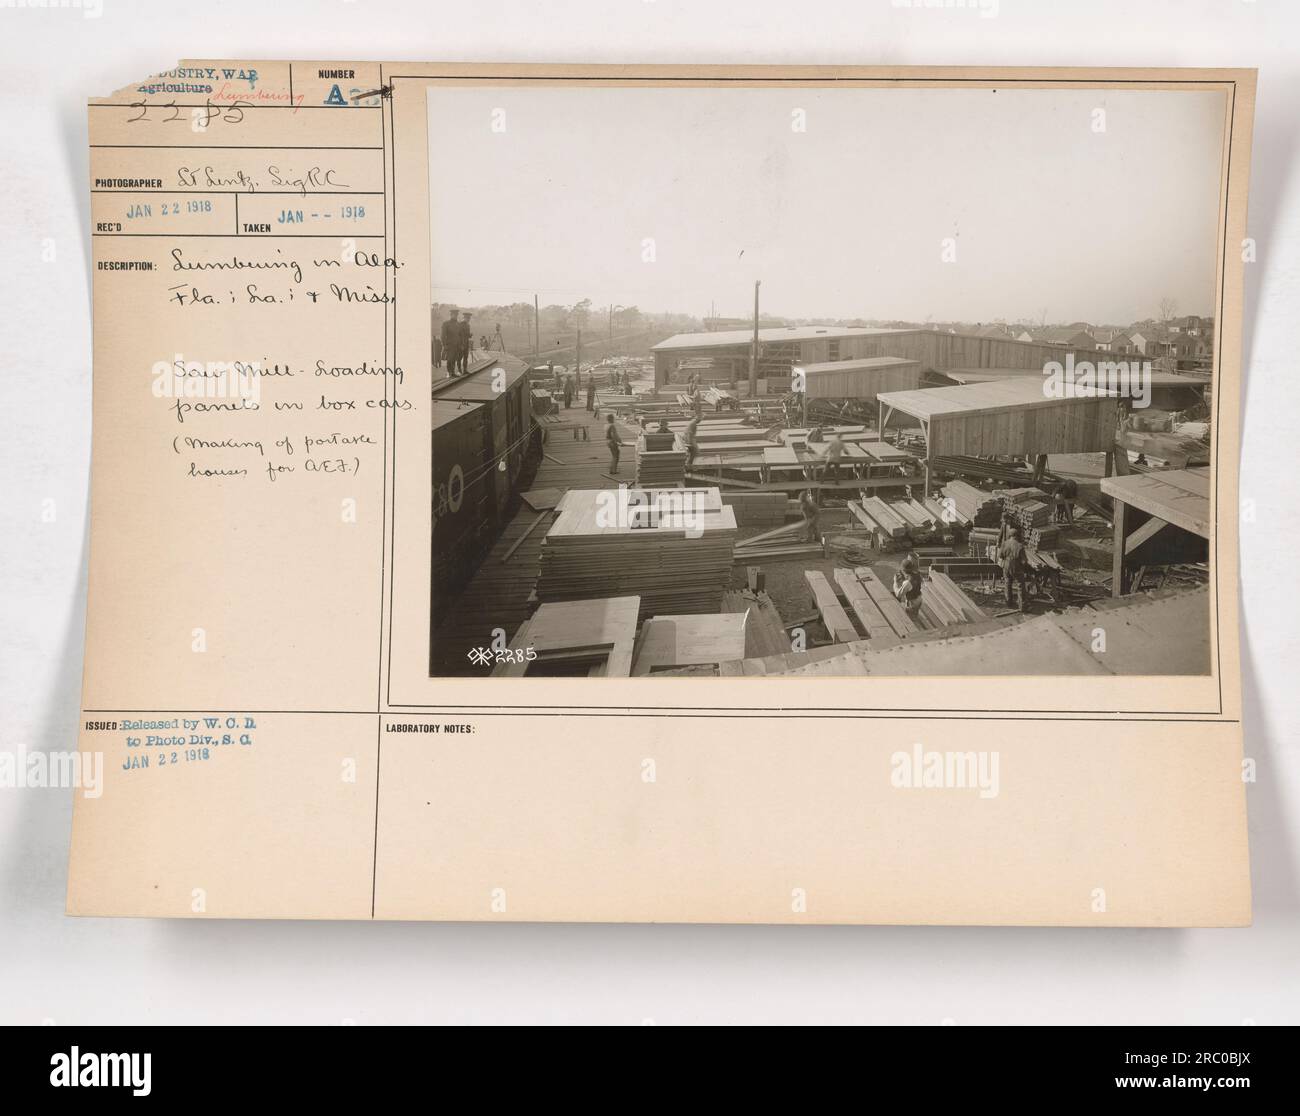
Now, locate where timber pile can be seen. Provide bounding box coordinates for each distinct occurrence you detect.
[1007,499,1052,530]
[968,527,1001,554]
[733,520,821,561]
[1028,525,1060,549]
[942,481,1002,526]
[537,488,737,617]
[923,497,962,527]
[995,486,1045,505]
[933,456,1039,486]
[634,435,686,486]
[855,497,908,538]
[722,491,787,526]
[923,571,988,626]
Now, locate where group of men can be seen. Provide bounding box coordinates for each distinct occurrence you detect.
[435,308,475,376]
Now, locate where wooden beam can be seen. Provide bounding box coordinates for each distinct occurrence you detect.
[1124,514,1172,556]
[1112,497,1128,597]
[804,570,859,643]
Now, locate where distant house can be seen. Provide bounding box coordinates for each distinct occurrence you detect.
[975,323,1015,340]
[1126,329,1197,360]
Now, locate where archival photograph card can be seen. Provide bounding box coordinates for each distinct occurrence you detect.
[67,63,1253,925]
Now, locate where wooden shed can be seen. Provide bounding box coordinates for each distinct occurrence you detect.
[799,356,923,403]
[1100,468,1210,597]
[876,377,1120,492]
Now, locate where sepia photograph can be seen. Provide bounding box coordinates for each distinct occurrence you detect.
[427,83,1223,678]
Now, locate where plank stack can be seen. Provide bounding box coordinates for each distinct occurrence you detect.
[722,491,788,526]
[634,434,686,486]
[941,480,1002,527]
[537,488,737,618]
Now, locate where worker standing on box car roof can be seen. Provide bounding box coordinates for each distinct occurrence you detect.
[458,312,474,375]
[441,309,460,378]
[605,414,622,475]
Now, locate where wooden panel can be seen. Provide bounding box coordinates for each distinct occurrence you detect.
[492,596,640,677]
[631,613,749,675]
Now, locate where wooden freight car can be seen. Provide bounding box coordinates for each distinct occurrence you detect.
[432,359,534,523]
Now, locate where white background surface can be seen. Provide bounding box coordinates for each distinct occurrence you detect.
[1,0,1297,1025]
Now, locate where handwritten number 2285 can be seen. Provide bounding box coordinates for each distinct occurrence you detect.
[125,100,248,126]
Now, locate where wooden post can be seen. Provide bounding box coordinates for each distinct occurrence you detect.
[749,280,760,399]
[533,294,540,365]
[575,327,582,384]
[1111,497,1128,597]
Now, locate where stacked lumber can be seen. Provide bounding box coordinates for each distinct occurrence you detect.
[537,488,737,617]
[722,491,787,526]
[891,499,935,533]
[995,486,1045,505]
[733,520,822,562]
[634,434,686,486]
[969,527,1001,554]
[1028,524,1060,550]
[942,481,1002,526]
[923,497,963,527]
[925,571,987,624]
[933,456,1038,485]
[859,497,908,537]
[1007,499,1052,530]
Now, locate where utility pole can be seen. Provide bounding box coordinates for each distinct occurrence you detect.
[749,280,761,399]
[534,294,540,365]
[575,327,582,383]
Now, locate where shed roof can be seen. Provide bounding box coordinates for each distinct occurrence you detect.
[800,356,921,375]
[652,326,911,352]
[877,376,1117,422]
[941,367,1208,388]
[1099,468,1211,538]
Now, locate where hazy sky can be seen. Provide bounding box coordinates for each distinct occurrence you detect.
[427,85,1226,324]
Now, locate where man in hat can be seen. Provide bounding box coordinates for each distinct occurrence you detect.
[605,413,622,475]
[998,525,1031,612]
[457,311,474,375]
[440,308,461,377]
